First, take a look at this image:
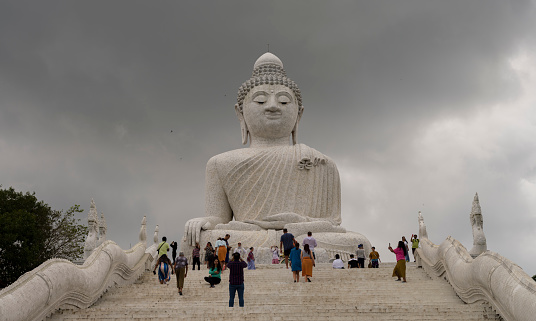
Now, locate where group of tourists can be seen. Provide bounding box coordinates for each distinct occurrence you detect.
[330,234,420,284]
[279,229,317,283]
[346,244,379,268]
[151,234,255,307]
[151,237,189,295]
[151,232,420,306]
[202,235,256,271]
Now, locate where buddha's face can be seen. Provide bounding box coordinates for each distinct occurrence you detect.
[242,84,300,140]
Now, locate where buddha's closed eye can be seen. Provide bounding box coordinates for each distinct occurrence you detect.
[253,95,267,104]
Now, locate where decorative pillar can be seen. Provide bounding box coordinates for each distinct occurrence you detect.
[418,211,428,240]
[153,225,159,244]
[84,199,99,259]
[97,212,107,246]
[139,216,147,245]
[469,192,487,258]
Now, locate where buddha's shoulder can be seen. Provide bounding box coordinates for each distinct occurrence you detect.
[207,144,338,170]
[207,148,258,167]
[297,144,335,161]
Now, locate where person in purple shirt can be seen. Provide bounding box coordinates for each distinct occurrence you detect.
[302,231,318,259]
[227,252,248,307]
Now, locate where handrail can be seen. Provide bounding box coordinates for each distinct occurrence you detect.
[0,216,157,321]
[416,214,536,321]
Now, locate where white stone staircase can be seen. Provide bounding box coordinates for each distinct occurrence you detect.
[49,263,501,321]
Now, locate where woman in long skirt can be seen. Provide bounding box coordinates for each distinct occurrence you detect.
[216,238,227,269]
[389,241,407,282]
[301,244,315,282]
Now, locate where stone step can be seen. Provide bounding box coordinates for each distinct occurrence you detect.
[48,265,501,321]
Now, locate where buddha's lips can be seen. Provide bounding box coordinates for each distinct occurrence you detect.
[264,112,282,119]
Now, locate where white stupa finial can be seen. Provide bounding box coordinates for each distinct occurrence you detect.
[254,52,284,69]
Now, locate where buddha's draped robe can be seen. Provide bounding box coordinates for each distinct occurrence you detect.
[216,144,341,225]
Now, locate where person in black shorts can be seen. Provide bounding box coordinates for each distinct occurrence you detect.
[348,254,359,269]
[280,228,295,269]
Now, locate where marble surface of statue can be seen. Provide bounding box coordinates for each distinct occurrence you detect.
[181,53,370,262]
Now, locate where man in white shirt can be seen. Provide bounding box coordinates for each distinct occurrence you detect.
[332,254,345,269]
[302,231,318,259]
[233,242,247,259]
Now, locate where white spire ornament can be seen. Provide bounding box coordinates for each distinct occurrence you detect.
[418,211,428,240]
[469,193,487,258]
[139,216,147,244]
[84,199,99,259]
[97,212,107,246]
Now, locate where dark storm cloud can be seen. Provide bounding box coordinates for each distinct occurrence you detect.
[1,1,535,275]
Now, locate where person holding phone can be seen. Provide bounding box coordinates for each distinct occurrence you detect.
[388,241,407,282]
[411,234,420,262]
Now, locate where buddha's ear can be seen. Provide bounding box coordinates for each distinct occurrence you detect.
[235,104,249,145]
[292,106,304,145]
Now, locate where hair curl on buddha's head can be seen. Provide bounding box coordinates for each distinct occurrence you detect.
[236,53,303,112]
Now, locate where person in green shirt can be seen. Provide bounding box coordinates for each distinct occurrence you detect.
[158,236,170,256]
[411,234,419,262]
[204,258,222,288]
[155,236,170,268]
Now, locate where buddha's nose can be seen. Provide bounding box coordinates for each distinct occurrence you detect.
[265,97,280,112]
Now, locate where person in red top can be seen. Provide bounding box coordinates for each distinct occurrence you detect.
[227,252,248,307]
[388,241,407,282]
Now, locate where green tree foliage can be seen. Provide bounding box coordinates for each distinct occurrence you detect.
[533,275,536,282]
[0,187,88,288]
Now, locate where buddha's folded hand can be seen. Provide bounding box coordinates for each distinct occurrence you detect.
[184,217,213,246]
[263,212,308,223]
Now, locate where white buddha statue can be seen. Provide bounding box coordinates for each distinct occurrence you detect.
[182,53,370,262]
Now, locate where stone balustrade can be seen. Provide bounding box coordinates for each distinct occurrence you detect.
[415,212,536,321]
[0,216,157,321]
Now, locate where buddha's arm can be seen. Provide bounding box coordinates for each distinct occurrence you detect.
[245,213,340,231]
[185,157,232,246]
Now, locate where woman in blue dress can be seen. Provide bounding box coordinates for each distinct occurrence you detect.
[289,243,302,282]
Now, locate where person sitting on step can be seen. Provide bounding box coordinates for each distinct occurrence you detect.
[348,254,358,269]
[204,257,222,288]
[332,254,344,269]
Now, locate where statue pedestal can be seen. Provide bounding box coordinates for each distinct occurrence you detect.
[181,229,371,264]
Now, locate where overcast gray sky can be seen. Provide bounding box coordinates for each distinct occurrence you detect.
[1,1,535,275]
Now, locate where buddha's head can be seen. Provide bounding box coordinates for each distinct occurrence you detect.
[235,53,304,145]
